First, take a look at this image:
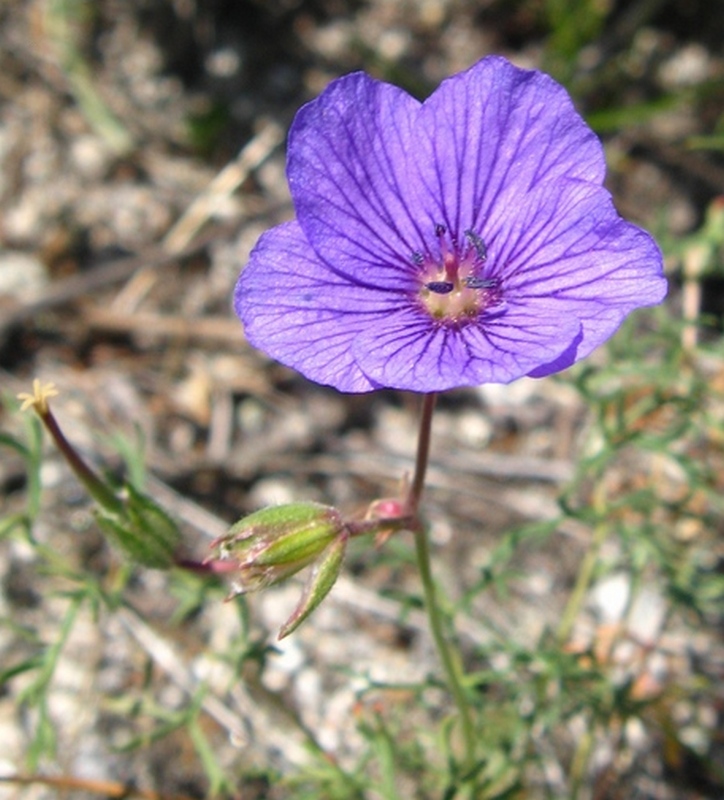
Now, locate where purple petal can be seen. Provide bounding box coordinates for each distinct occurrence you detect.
[415,56,606,240]
[236,221,395,393]
[351,305,581,391]
[287,57,608,282]
[481,177,667,365]
[288,72,424,290]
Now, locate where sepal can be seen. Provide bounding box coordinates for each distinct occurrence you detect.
[278,531,348,639]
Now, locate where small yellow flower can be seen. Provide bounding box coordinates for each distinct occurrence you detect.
[17,379,59,414]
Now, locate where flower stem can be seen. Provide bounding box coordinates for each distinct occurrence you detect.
[38,404,124,516]
[407,393,476,778]
[406,393,437,517]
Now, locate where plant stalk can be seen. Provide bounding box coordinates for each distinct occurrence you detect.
[38,405,124,515]
[407,393,476,778]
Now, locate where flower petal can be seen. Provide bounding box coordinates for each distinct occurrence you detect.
[236,221,394,393]
[351,304,581,391]
[415,56,606,240]
[287,72,424,289]
[480,177,667,369]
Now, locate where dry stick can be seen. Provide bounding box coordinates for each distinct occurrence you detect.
[0,196,292,345]
[162,120,284,256]
[0,220,238,341]
[82,307,245,343]
[681,243,708,351]
[264,448,574,485]
[113,120,284,313]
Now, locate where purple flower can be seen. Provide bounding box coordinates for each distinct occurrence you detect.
[235,56,667,393]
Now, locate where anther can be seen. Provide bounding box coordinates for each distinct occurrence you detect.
[425,281,455,294]
[434,223,447,237]
[464,230,487,261]
[411,251,424,266]
[464,276,498,290]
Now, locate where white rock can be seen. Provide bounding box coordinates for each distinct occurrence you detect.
[0,250,47,299]
[69,135,113,181]
[590,573,631,623]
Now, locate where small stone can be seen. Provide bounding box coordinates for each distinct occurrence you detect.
[591,573,630,623]
[70,134,113,181]
[0,250,48,299]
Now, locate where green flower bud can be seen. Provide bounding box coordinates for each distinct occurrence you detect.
[208,502,346,595]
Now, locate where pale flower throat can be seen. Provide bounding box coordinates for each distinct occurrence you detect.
[416,225,503,325]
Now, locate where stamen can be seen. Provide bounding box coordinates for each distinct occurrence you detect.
[425,281,455,294]
[415,223,505,326]
[464,277,498,289]
[464,230,487,261]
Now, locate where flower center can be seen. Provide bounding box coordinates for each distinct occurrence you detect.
[415,226,503,324]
